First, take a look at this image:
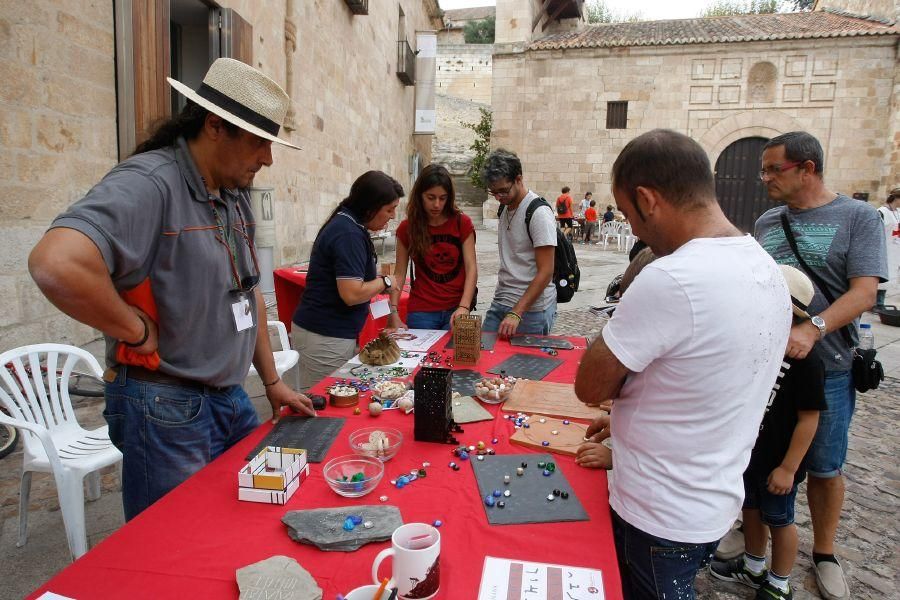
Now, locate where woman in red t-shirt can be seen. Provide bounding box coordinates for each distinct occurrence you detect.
[387,164,477,331]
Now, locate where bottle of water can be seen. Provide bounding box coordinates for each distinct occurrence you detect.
[858,323,875,350]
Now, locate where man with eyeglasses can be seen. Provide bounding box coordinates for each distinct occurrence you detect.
[749,131,887,600]
[28,59,315,520]
[481,149,557,337]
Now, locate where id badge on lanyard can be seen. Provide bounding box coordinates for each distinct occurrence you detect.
[231,294,254,332]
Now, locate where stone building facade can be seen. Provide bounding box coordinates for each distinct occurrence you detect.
[0,0,441,350]
[436,44,493,104]
[487,0,899,230]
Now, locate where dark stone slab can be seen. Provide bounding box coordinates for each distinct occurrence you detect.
[487,353,563,380]
[470,453,589,525]
[246,416,346,463]
[282,505,403,552]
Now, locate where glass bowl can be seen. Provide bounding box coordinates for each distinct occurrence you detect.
[348,427,403,462]
[322,454,384,498]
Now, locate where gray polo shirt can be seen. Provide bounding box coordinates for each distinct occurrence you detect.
[51,137,258,387]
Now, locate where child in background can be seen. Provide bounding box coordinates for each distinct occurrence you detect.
[583,200,598,244]
[710,265,826,600]
[602,205,616,223]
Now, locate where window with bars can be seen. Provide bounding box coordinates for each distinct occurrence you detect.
[606,101,628,129]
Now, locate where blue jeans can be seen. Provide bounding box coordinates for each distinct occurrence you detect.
[406,310,455,330]
[103,367,259,520]
[482,300,557,335]
[806,369,855,478]
[743,473,798,527]
[612,510,718,600]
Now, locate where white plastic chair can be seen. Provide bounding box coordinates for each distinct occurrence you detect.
[248,321,300,389]
[599,221,623,250]
[620,223,637,253]
[0,344,122,560]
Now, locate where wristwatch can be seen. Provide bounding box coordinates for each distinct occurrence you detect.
[810,315,826,340]
[380,275,393,291]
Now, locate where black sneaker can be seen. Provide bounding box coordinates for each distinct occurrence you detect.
[755,580,793,600]
[709,556,768,589]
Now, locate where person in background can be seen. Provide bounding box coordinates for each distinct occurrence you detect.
[483,149,557,337]
[291,171,403,391]
[876,189,899,307]
[583,200,599,244]
[753,131,886,600]
[710,265,826,600]
[580,191,593,215]
[556,185,574,239]
[387,164,477,331]
[28,58,315,520]
[574,129,790,600]
[603,204,616,223]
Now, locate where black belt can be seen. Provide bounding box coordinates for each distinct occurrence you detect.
[115,365,227,393]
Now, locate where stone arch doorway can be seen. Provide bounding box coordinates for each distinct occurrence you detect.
[715,136,772,232]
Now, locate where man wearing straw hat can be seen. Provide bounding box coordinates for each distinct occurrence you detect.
[29,58,315,519]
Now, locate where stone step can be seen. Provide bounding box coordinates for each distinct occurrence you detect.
[460,203,485,228]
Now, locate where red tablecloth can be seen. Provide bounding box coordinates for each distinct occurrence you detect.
[273,267,410,347]
[30,336,622,600]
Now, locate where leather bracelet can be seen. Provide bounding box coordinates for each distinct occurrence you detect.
[458,305,470,311]
[123,316,149,348]
[505,311,522,322]
[263,376,280,387]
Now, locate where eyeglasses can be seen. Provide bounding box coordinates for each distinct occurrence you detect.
[759,161,804,180]
[209,201,260,294]
[488,183,515,198]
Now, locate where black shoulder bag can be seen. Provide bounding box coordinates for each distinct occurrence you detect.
[780,212,883,392]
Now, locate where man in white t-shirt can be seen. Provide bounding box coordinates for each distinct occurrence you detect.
[574,129,791,600]
[481,149,557,336]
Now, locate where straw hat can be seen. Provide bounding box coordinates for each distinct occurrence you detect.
[779,265,814,318]
[167,58,299,149]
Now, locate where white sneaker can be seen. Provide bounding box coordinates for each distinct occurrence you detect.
[814,560,849,600]
[714,524,745,560]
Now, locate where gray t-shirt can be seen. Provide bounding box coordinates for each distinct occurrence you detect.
[755,194,888,371]
[51,137,259,387]
[494,191,557,311]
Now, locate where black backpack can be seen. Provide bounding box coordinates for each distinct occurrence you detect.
[498,197,580,303]
[556,198,568,215]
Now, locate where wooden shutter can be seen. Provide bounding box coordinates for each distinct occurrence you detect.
[219,8,253,65]
[131,0,171,149]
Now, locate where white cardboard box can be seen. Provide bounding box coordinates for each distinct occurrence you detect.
[238,446,309,504]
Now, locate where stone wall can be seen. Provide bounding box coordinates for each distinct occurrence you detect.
[491,36,899,207]
[436,44,493,104]
[0,0,436,350]
[0,1,119,349]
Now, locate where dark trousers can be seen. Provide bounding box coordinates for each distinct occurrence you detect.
[612,510,718,600]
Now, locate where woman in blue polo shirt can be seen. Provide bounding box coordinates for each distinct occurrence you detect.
[291,171,404,390]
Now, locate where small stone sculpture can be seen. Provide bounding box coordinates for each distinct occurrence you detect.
[359,332,402,366]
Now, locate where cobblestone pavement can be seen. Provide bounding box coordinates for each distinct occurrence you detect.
[0,231,897,599]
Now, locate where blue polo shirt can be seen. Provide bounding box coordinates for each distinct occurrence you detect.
[293,211,377,339]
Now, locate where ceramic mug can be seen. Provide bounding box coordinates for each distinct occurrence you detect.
[344,585,391,600]
[372,523,441,599]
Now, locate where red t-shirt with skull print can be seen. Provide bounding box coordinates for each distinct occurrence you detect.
[396,213,475,313]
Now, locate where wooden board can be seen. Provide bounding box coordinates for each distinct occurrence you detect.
[503,379,606,422]
[509,415,589,457]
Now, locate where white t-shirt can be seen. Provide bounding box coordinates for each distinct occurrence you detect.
[602,235,791,543]
[495,191,557,311]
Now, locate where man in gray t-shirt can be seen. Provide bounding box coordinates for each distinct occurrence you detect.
[752,132,886,600]
[481,150,557,336]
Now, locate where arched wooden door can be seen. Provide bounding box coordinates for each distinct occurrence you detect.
[714,137,773,233]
